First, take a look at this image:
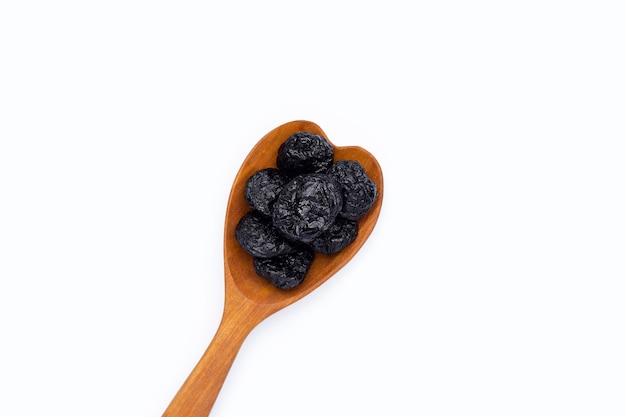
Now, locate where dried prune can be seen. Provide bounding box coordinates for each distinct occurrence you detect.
[253,245,315,289]
[272,173,343,243]
[235,211,294,258]
[244,168,290,216]
[276,131,334,176]
[309,216,358,254]
[330,160,377,220]
[235,127,379,289]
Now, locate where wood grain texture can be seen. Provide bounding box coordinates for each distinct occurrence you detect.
[162,120,384,417]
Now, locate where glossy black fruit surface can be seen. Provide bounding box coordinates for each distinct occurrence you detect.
[272,173,343,243]
[235,211,294,258]
[244,168,290,216]
[235,130,378,289]
[309,216,358,254]
[330,160,378,220]
[276,131,334,176]
[253,246,315,289]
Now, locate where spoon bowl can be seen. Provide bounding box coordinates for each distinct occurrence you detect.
[163,120,383,417]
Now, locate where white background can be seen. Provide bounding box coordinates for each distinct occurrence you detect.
[1,1,625,416]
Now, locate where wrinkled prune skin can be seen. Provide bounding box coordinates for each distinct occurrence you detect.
[253,246,315,289]
[309,216,358,254]
[330,160,378,220]
[244,168,290,216]
[276,131,334,176]
[235,211,294,258]
[272,173,343,243]
[235,129,379,289]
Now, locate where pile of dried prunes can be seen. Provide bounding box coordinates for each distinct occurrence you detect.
[235,131,377,289]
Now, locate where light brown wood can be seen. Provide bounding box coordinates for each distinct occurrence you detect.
[162,120,384,417]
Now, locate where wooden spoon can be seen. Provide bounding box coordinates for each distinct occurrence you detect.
[162,120,384,417]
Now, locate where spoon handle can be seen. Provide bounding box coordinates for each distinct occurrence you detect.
[162,307,257,417]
